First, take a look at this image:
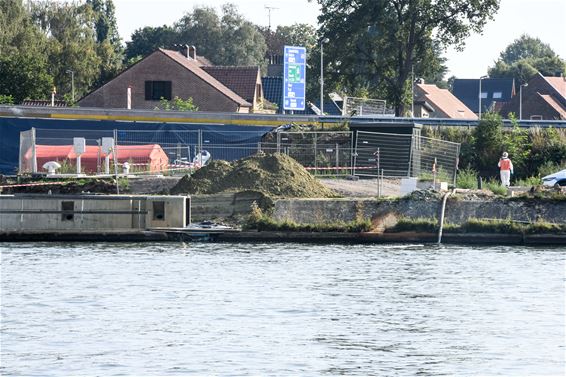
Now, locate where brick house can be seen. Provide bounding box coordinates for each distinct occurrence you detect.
[500,73,566,120]
[414,82,477,119]
[78,45,265,113]
[452,78,515,114]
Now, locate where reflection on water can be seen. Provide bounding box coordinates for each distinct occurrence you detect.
[1,242,564,375]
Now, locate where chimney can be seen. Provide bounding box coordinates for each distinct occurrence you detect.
[179,44,190,59]
[188,45,196,60]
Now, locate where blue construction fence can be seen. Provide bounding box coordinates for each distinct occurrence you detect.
[0,117,274,174]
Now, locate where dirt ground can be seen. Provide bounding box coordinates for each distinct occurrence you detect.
[318,178,402,197]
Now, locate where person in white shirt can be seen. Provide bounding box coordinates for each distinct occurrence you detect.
[498,152,514,187]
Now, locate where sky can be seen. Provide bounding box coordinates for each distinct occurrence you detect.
[112,0,566,79]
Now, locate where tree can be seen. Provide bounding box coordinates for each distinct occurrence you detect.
[86,0,124,86]
[316,0,500,115]
[488,35,566,85]
[125,25,177,62]
[0,53,53,103]
[176,4,267,66]
[260,23,317,58]
[472,112,505,177]
[0,0,52,102]
[31,1,101,100]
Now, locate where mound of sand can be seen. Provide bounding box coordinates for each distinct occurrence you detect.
[170,153,337,198]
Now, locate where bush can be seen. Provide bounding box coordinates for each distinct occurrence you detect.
[484,179,508,195]
[387,217,438,233]
[457,168,478,189]
[514,176,541,187]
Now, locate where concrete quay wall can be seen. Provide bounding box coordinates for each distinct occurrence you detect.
[272,198,566,225]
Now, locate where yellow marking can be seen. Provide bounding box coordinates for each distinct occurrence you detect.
[49,113,317,126]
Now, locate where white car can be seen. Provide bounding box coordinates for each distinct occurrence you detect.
[541,169,566,187]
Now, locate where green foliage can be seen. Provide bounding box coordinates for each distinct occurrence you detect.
[488,34,566,84]
[513,176,541,187]
[484,179,508,196]
[459,218,523,234]
[126,5,267,68]
[503,115,531,175]
[155,96,199,112]
[387,217,438,233]
[245,201,371,232]
[0,54,53,103]
[537,160,565,178]
[125,25,177,62]
[457,168,478,189]
[0,94,14,104]
[316,0,499,115]
[473,112,505,176]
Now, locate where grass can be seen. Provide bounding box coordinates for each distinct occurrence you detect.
[244,201,371,232]
[386,217,439,233]
[383,216,566,235]
[484,179,508,196]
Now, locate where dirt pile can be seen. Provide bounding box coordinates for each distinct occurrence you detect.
[170,153,337,198]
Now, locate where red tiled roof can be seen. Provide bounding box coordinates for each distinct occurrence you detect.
[416,84,478,119]
[202,66,260,103]
[159,49,251,107]
[538,93,566,119]
[544,76,566,99]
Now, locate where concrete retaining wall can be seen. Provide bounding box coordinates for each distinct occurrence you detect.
[273,198,566,225]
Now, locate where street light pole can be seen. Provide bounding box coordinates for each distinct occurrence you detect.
[520,83,528,120]
[66,70,75,104]
[479,75,488,119]
[320,38,329,115]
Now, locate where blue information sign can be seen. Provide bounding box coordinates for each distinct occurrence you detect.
[283,45,306,111]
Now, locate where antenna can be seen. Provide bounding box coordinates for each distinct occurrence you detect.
[264,5,279,31]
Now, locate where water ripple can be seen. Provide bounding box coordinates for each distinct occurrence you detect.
[1,242,564,375]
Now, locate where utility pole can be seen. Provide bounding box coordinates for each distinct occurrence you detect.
[264,5,279,31]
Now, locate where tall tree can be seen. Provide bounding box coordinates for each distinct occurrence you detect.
[86,0,124,86]
[488,34,566,85]
[125,25,177,62]
[31,0,101,100]
[316,0,500,115]
[0,0,52,101]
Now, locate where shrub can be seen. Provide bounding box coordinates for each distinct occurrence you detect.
[457,168,478,189]
[484,179,508,196]
[387,217,438,233]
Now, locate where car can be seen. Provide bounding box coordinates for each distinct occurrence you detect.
[541,169,566,188]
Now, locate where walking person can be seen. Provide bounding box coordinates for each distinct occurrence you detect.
[498,152,514,187]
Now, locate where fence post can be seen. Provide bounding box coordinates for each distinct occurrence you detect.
[277,132,281,154]
[351,132,356,176]
[454,144,461,187]
[335,143,339,176]
[113,129,120,194]
[314,133,318,176]
[30,127,37,173]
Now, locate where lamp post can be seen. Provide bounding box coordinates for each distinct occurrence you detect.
[66,69,75,104]
[479,75,488,119]
[520,83,528,120]
[320,38,329,115]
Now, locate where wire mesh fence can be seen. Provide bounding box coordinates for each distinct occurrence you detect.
[260,131,354,176]
[354,131,460,184]
[19,128,460,184]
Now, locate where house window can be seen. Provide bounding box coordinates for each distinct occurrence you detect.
[493,92,502,99]
[530,115,543,120]
[145,81,172,101]
[480,92,488,99]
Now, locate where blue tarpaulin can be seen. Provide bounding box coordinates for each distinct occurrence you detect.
[0,117,274,174]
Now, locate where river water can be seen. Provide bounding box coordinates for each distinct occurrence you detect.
[1,242,564,376]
